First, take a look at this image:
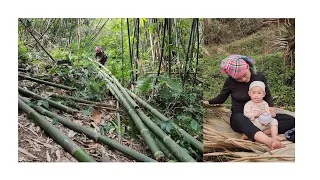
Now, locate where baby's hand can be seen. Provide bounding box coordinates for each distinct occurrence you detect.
[255,111,265,117]
[259,110,265,115]
[254,111,261,117]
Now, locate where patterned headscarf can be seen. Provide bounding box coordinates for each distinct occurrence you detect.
[220,55,256,79]
[95,46,101,53]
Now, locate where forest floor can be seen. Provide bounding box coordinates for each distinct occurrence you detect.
[18,76,151,162]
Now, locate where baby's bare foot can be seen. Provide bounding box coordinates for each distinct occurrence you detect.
[240,134,248,140]
[268,139,285,150]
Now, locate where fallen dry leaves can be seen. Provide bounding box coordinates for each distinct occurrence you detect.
[91,108,101,125]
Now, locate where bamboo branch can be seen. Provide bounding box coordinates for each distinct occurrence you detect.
[18,87,78,114]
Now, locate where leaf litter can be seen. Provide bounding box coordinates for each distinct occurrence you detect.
[18,80,151,162]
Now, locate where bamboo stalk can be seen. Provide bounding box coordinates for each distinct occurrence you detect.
[183,19,196,87]
[18,68,28,72]
[111,75,139,109]
[18,87,77,114]
[116,101,122,143]
[18,98,96,162]
[125,89,203,153]
[156,19,167,80]
[135,18,140,81]
[50,94,114,108]
[77,102,116,111]
[19,96,156,162]
[108,76,196,161]
[168,18,172,76]
[134,107,196,162]
[127,18,134,84]
[104,78,164,160]
[120,18,124,83]
[18,74,76,91]
[155,136,177,161]
[193,18,200,87]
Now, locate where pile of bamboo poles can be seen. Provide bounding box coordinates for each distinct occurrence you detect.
[18,74,156,162]
[18,60,202,162]
[88,59,202,162]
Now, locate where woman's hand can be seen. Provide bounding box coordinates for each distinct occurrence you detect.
[269,107,276,117]
[203,101,209,106]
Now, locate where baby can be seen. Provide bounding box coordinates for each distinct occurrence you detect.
[241,81,286,141]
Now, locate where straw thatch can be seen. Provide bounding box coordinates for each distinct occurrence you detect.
[204,105,295,162]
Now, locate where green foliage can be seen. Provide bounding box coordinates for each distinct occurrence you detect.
[201,51,294,111]
[83,106,94,116]
[18,18,204,161]
[202,20,294,112]
[18,41,30,64]
[51,48,70,60]
[224,30,275,56]
[253,52,295,111]
[36,100,49,109]
[205,18,265,45]
[134,73,203,160]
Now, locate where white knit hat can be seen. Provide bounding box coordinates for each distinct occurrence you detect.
[249,81,266,92]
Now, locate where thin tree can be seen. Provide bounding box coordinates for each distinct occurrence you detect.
[168,18,172,76]
[127,18,134,85]
[193,18,200,87]
[121,18,125,83]
[156,19,167,82]
[135,18,140,81]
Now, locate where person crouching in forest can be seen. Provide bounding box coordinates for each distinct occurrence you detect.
[242,80,286,146]
[203,55,295,150]
[95,46,108,67]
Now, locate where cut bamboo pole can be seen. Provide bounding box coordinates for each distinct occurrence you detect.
[18,98,96,162]
[104,78,164,160]
[19,96,156,162]
[154,137,177,161]
[134,107,196,162]
[18,87,77,114]
[116,101,122,143]
[50,94,114,108]
[126,89,203,153]
[18,74,76,91]
[76,102,116,111]
[111,75,139,109]
[103,74,196,161]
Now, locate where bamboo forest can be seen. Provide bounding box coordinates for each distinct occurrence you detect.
[18,18,204,162]
[18,18,295,162]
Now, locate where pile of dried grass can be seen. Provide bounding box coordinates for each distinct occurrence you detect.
[204,105,295,162]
